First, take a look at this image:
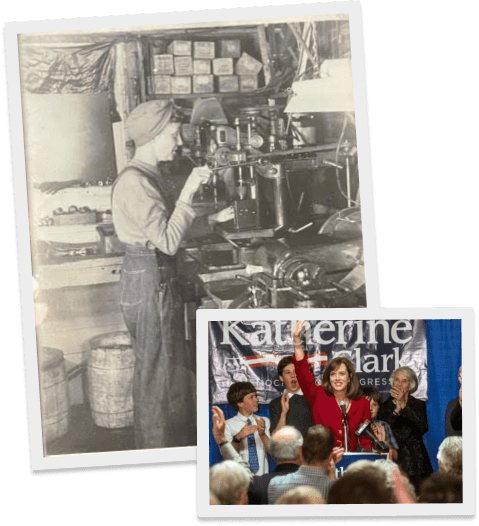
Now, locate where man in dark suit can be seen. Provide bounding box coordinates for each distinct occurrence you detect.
[269,356,313,436]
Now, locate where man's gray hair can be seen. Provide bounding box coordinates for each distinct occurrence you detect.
[270,425,303,462]
[390,366,418,394]
[209,460,251,505]
[437,436,463,478]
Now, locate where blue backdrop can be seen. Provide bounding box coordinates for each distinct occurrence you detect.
[209,319,462,473]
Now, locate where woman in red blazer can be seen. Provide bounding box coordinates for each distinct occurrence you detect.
[292,320,371,452]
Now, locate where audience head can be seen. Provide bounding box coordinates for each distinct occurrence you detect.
[270,426,303,463]
[418,473,463,503]
[209,460,251,505]
[437,436,463,478]
[300,425,335,465]
[322,356,361,399]
[276,486,325,505]
[227,382,257,413]
[327,466,394,504]
[361,386,382,419]
[374,459,416,502]
[390,366,418,394]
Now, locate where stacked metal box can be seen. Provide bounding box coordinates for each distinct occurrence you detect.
[148,39,263,95]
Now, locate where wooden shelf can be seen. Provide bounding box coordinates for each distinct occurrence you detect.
[145,92,263,101]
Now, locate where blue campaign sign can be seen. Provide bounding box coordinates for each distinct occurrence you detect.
[335,452,389,478]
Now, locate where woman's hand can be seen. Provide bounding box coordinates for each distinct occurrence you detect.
[208,205,234,224]
[179,166,212,204]
[292,320,306,360]
[390,386,407,410]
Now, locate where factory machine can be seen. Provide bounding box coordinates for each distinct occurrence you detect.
[177,98,366,309]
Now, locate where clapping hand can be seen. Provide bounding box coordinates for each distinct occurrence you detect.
[371,422,386,442]
[212,406,226,445]
[280,390,290,414]
[390,386,407,411]
[256,418,266,437]
[237,423,258,440]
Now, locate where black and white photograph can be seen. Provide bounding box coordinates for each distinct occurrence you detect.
[6,1,376,469]
[197,307,473,517]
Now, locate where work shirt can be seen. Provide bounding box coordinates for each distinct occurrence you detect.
[112,160,196,255]
[224,412,271,476]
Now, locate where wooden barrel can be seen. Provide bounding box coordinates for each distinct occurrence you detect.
[38,347,69,442]
[88,332,135,428]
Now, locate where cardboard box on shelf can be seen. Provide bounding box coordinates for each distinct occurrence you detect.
[193,75,215,94]
[166,40,192,56]
[220,40,241,58]
[217,75,239,93]
[151,54,174,75]
[213,58,234,76]
[239,75,259,92]
[194,41,215,59]
[193,59,212,75]
[171,76,192,94]
[148,75,172,95]
[174,56,193,76]
[235,52,263,75]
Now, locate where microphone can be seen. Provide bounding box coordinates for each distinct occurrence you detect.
[339,400,349,421]
[355,420,388,451]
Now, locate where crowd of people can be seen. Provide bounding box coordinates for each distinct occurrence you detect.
[209,321,463,505]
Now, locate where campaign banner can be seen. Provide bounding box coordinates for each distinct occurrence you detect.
[208,319,427,404]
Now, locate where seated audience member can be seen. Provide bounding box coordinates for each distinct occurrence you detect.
[377,366,433,492]
[211,406,302,505]
[275,486,325,505]
[417,473,463,503]
[224,382,271,475]
[327,466,394,504]
[362,386,398,461]
[268,425,344,504]
[269,356,314,436]
[209,461,252,505]
[437,436,462,479]
[374,459,417,502]
[445,366,462,437]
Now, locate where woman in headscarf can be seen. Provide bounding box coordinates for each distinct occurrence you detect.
[112,100,233,449]
[378,366,433,491]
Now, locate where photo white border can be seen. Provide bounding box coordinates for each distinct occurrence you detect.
[197,307,474,517]
[4,1,378,471]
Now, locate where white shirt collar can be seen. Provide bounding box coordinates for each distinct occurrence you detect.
[287,389,303,398]
[236,411,256,422]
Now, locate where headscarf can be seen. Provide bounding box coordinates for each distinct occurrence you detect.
[125,100,173,147]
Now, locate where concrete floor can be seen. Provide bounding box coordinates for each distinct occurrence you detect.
[45,404,135,455]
